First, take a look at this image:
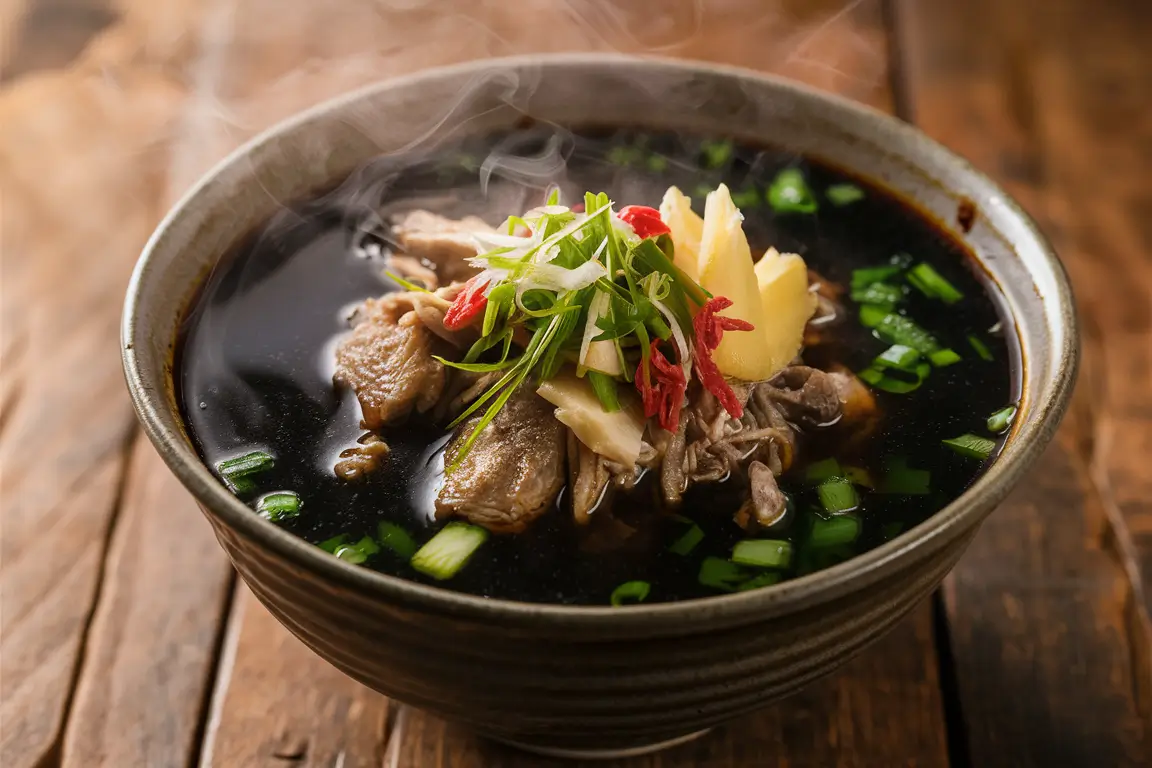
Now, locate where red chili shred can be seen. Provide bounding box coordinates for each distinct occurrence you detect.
[692,297,755,418]
[635,340,687,432]
[617,205,671,239]
[442,275,490,330]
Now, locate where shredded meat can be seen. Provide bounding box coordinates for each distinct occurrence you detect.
[734,461,787,531]
[436,388,566,533]
[334,433,390,481]
[390,210,491,286]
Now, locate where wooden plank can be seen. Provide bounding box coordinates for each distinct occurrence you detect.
[0,44,186,766]
[198,586,392,768]
[896,0,1152,762]
[58,437,233,768]
[192,2,950,766]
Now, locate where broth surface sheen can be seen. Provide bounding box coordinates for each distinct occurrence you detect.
[178,127,1017,605]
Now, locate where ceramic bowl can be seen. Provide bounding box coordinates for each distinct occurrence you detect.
[122,54,1077,759]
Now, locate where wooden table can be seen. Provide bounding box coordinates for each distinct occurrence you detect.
[2,1,1149,765]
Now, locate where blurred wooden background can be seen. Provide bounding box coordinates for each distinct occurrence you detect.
[1,1,1149,766]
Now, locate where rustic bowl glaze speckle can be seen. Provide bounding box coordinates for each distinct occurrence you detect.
[122,55,1077,758]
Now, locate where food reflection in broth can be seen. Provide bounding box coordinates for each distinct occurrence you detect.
[177,127,1017,605]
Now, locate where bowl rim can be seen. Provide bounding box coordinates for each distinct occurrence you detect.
[122,52,1079,630]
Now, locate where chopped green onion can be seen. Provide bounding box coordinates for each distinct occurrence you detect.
[318,535,348,554]
[826,183,865,206]
[587,371,621,413]
[607,145,643,166]
[609,580,651,607]
[645,154,669,172]
[942,433,997,460]
[411,522,488,580]
[378,521,418,558]
[809,515,860,547]
[804,457,843,484]
[217,450,274,493]
[730,187,762,209]
[700,139,733,169]
[852,264,904,290]
[334,536,379,565]
[877,344,921,370]
[698,557,749,592]
[816,477,860,513]
[851,281,904,308]
[859,304,891,328]
[929,348,962,367]
[844,466,874,488]
[968,334,994,361]
[737,571,782,591]
[668,523,704,556]
[731,539,793,569]
[255,491,300,522]
[693,183,714,204]
[987,404,1018,434]
[874,313,940,354]
[767,168,818,214]
[907,263,964,304]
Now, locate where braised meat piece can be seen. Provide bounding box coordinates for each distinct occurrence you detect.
[436,388,566,533]
[390,210,492,286]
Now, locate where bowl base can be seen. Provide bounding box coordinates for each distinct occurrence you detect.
[495,728,713,760]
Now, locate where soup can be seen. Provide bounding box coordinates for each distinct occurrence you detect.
[177,126,1016,605]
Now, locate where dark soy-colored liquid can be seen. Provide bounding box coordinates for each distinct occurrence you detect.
[177,127,1017,605]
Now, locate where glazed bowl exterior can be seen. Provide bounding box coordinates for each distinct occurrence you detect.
[122,55,1077,755]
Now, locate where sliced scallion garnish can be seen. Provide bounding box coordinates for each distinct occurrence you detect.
[851,281,904,308]
[668,523,704,556]
[216,450,274,493]
[730,186,762,209]
[698,557,750,592]
[942,433,997,460]
[816,477,860,514]
[700,139,733,169]
[852,263,904,290]
[767,168,818,214]
[810,515,861,547]
[929,348,962,367]
[826,183,865,206]
[378,521,418,559]
[255,491,300,522]
[609,580,651,606]
[968,334,994,361]
[731,539,792,569]
[874,313,940,355]
[645,154,669,173]
[859,304,891,328]
[987,404,1018,434]
[907,263,964,304]
[586,370,621,413]
[318,535,347,554]
[859,344,931,394]
[334,536,379,565]
[410,522,488,580]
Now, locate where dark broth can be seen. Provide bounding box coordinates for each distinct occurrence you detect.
[177,127,1017,605]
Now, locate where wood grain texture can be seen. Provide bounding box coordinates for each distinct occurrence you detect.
[58,437,233,768]
[198,586,392,768]
[0,43,184,765]
[897,0,1152,763]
